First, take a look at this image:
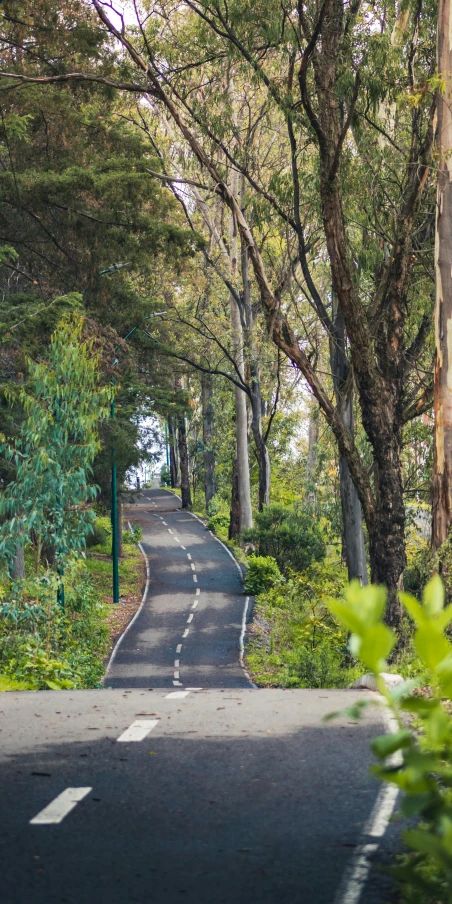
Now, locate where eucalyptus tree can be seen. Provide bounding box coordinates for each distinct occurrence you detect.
[74,0,436,627]
[433,0,452,548]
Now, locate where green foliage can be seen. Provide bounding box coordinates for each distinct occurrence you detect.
[243,504,326,574]
[327,576,452,903]
[244,555,281,595]
[86,519,109,549]
[0,314,110,572]
[246,561,356,688]
[207,511,230,532]
[0,561,109,689]
[160,465,171,486]
[123,524,143,545]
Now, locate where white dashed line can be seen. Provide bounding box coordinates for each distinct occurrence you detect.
[174,670,180,679]
[181,545,186,550]
[30,788,92,825]
[168,529,173,534]
[117,719,159,742]
[187,554,192,560]
[174,660,180,667]
[196,588,200,595]
[193,575,198,583]
[187,613,193,623]
[190,563,195,571]
[176,644,182,653]
[162,521,167,525]
[166,691,189,698]
[183,629,189,638]
[173,680,182,686]
[192,601,198,609]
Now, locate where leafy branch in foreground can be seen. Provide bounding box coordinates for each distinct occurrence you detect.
[328,576,452,901]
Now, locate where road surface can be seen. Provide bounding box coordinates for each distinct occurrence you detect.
[0,488,402,904]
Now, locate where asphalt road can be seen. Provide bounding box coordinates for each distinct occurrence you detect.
[0,488,402,904]
[107,488,251,689]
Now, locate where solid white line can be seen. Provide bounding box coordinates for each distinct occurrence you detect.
[192,601,198,609]
[166,690,189,698]
[117,719,158,743]
[30,788,92,825]
[103,528,150,681]
[183,629,189,638]
[187,613,193,623]
[193,575,198,583]
[174,670,180,679]
[334,844,378,904]
[366,783,399,838]
[174,660,180,667]
[335,702,400,904]
[176,644,182,653]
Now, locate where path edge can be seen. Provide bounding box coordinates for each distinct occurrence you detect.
[102,528,150,684]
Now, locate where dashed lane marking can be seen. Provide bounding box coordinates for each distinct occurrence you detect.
[183,629,189,638]
[192,601,198,609]
[30,788,92,825]
[173,680,183,686]
[168,529,173,534]
[117,719,159,743]
[187,613,193,623]
[187,553,192,560]
[174,670,180,679]
[193,575,198,583]
[176,644,182,653]
[181,545,186,550]
[174,660,180,667]
[196,588,200,595]
[191,563,196,571]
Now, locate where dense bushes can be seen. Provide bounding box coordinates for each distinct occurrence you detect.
[244,556,282,595]
[246,561,355,688]
[0,561,109,689]
[244,504,326,574]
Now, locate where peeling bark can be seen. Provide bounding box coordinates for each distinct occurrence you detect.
[201,371,216,510]
[433,0,452,548]
[178,416,192,510]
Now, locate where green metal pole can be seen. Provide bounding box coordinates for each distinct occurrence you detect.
[111,381,120,604]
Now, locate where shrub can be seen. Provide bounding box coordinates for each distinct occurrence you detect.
[86,520,109,549]
[0,562,108,689]
[123,524,142,545]
[244,556,282,595]
[207,512,230,533]
[243,503,326,574]
[327,576,452,903]
[245,561,354,688]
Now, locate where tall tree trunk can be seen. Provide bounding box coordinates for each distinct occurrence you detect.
[241,232,270,509]
[168,417,180,488]
[178,416,192,510]
[229,455,241,538]
[229,168,252,533]
[433,0,452,548]
[10,543,25,580]
[306,408,319,510]
[330,297,368,584]
[201,371,216,510]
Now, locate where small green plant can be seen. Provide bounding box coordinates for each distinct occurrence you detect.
[123,524,142,545]
[244,556,282,595]
[243,503,326,574]
[327,575,452,903]
[207,511,230,532]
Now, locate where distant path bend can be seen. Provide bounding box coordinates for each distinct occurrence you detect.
[106,487,251,689]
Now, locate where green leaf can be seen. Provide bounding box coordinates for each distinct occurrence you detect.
[371,729,412,759]
[358,623,395,672]
[423,575,445,617]
[415,623,451,670]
